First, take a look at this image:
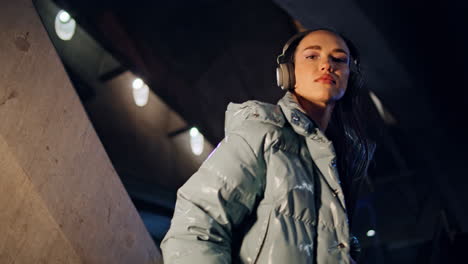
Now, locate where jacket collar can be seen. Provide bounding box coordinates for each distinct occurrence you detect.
[277,92,330,143]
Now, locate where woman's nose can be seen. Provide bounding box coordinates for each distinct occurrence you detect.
[321,60,333,71]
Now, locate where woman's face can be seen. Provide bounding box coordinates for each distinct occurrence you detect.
[293,30,351,105]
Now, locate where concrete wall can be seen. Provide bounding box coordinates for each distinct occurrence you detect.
[0,0,161,263]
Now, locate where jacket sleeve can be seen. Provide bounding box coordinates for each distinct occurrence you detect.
[160,129,266,264]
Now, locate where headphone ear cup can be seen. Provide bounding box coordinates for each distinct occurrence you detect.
[276,63,295,90]
[286,62,295,90]
[276,65,285,89]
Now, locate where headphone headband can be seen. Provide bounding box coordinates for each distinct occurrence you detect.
[276,30,314,64]
[277,28,360,67]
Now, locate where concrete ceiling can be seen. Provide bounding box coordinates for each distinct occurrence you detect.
[34,0,468,262]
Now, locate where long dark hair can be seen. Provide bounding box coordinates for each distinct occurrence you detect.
[286,27,376,217]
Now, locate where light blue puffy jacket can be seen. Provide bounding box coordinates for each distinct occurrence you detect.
[161,92,353,264]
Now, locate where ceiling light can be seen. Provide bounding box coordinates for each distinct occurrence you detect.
[58,11,71,23]
[132,78,144,89]
[190,127,204,156]
[55,10,76,41]
[190,127,199,137]
[366,229,376,237]
[132,85,149,107]
[132,78,149,107]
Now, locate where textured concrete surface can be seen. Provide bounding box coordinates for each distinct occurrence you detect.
[0,0,161,263]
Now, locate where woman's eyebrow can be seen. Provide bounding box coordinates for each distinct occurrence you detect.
[303,45,349,56]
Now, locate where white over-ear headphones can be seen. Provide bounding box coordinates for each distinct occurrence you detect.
[276,31,311,91]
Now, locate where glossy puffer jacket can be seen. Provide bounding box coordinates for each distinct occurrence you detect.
[161,92,354,264]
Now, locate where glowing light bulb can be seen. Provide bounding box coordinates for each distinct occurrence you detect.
[132,78,144,89]
[132,85,149,107]
[366,230,376,237]
[55,10,76,41]
[58,11,71,23]
[190,127,199,137]
[190,127,204,155]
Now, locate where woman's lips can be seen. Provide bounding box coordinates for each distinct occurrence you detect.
[315,73,336,84]
[316,79,335,84]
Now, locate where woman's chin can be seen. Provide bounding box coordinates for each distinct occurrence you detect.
[295,91,338,105]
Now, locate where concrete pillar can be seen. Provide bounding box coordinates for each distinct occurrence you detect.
[0,0,161,263]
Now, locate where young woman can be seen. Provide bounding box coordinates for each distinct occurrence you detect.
[161,28,375,264]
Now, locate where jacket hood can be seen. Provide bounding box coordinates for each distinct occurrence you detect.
[224,99,285,134]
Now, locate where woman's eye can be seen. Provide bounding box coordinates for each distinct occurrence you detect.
[306,55,319,59]
[333,57,348,63]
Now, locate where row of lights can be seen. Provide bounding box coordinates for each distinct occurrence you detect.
[53,10,206,158]
[54,10,151,109]
[53,10,151,110]
[133,77,204,156]
[54,10,153,110]
[54,9,205,156]
[55,9,205,156]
